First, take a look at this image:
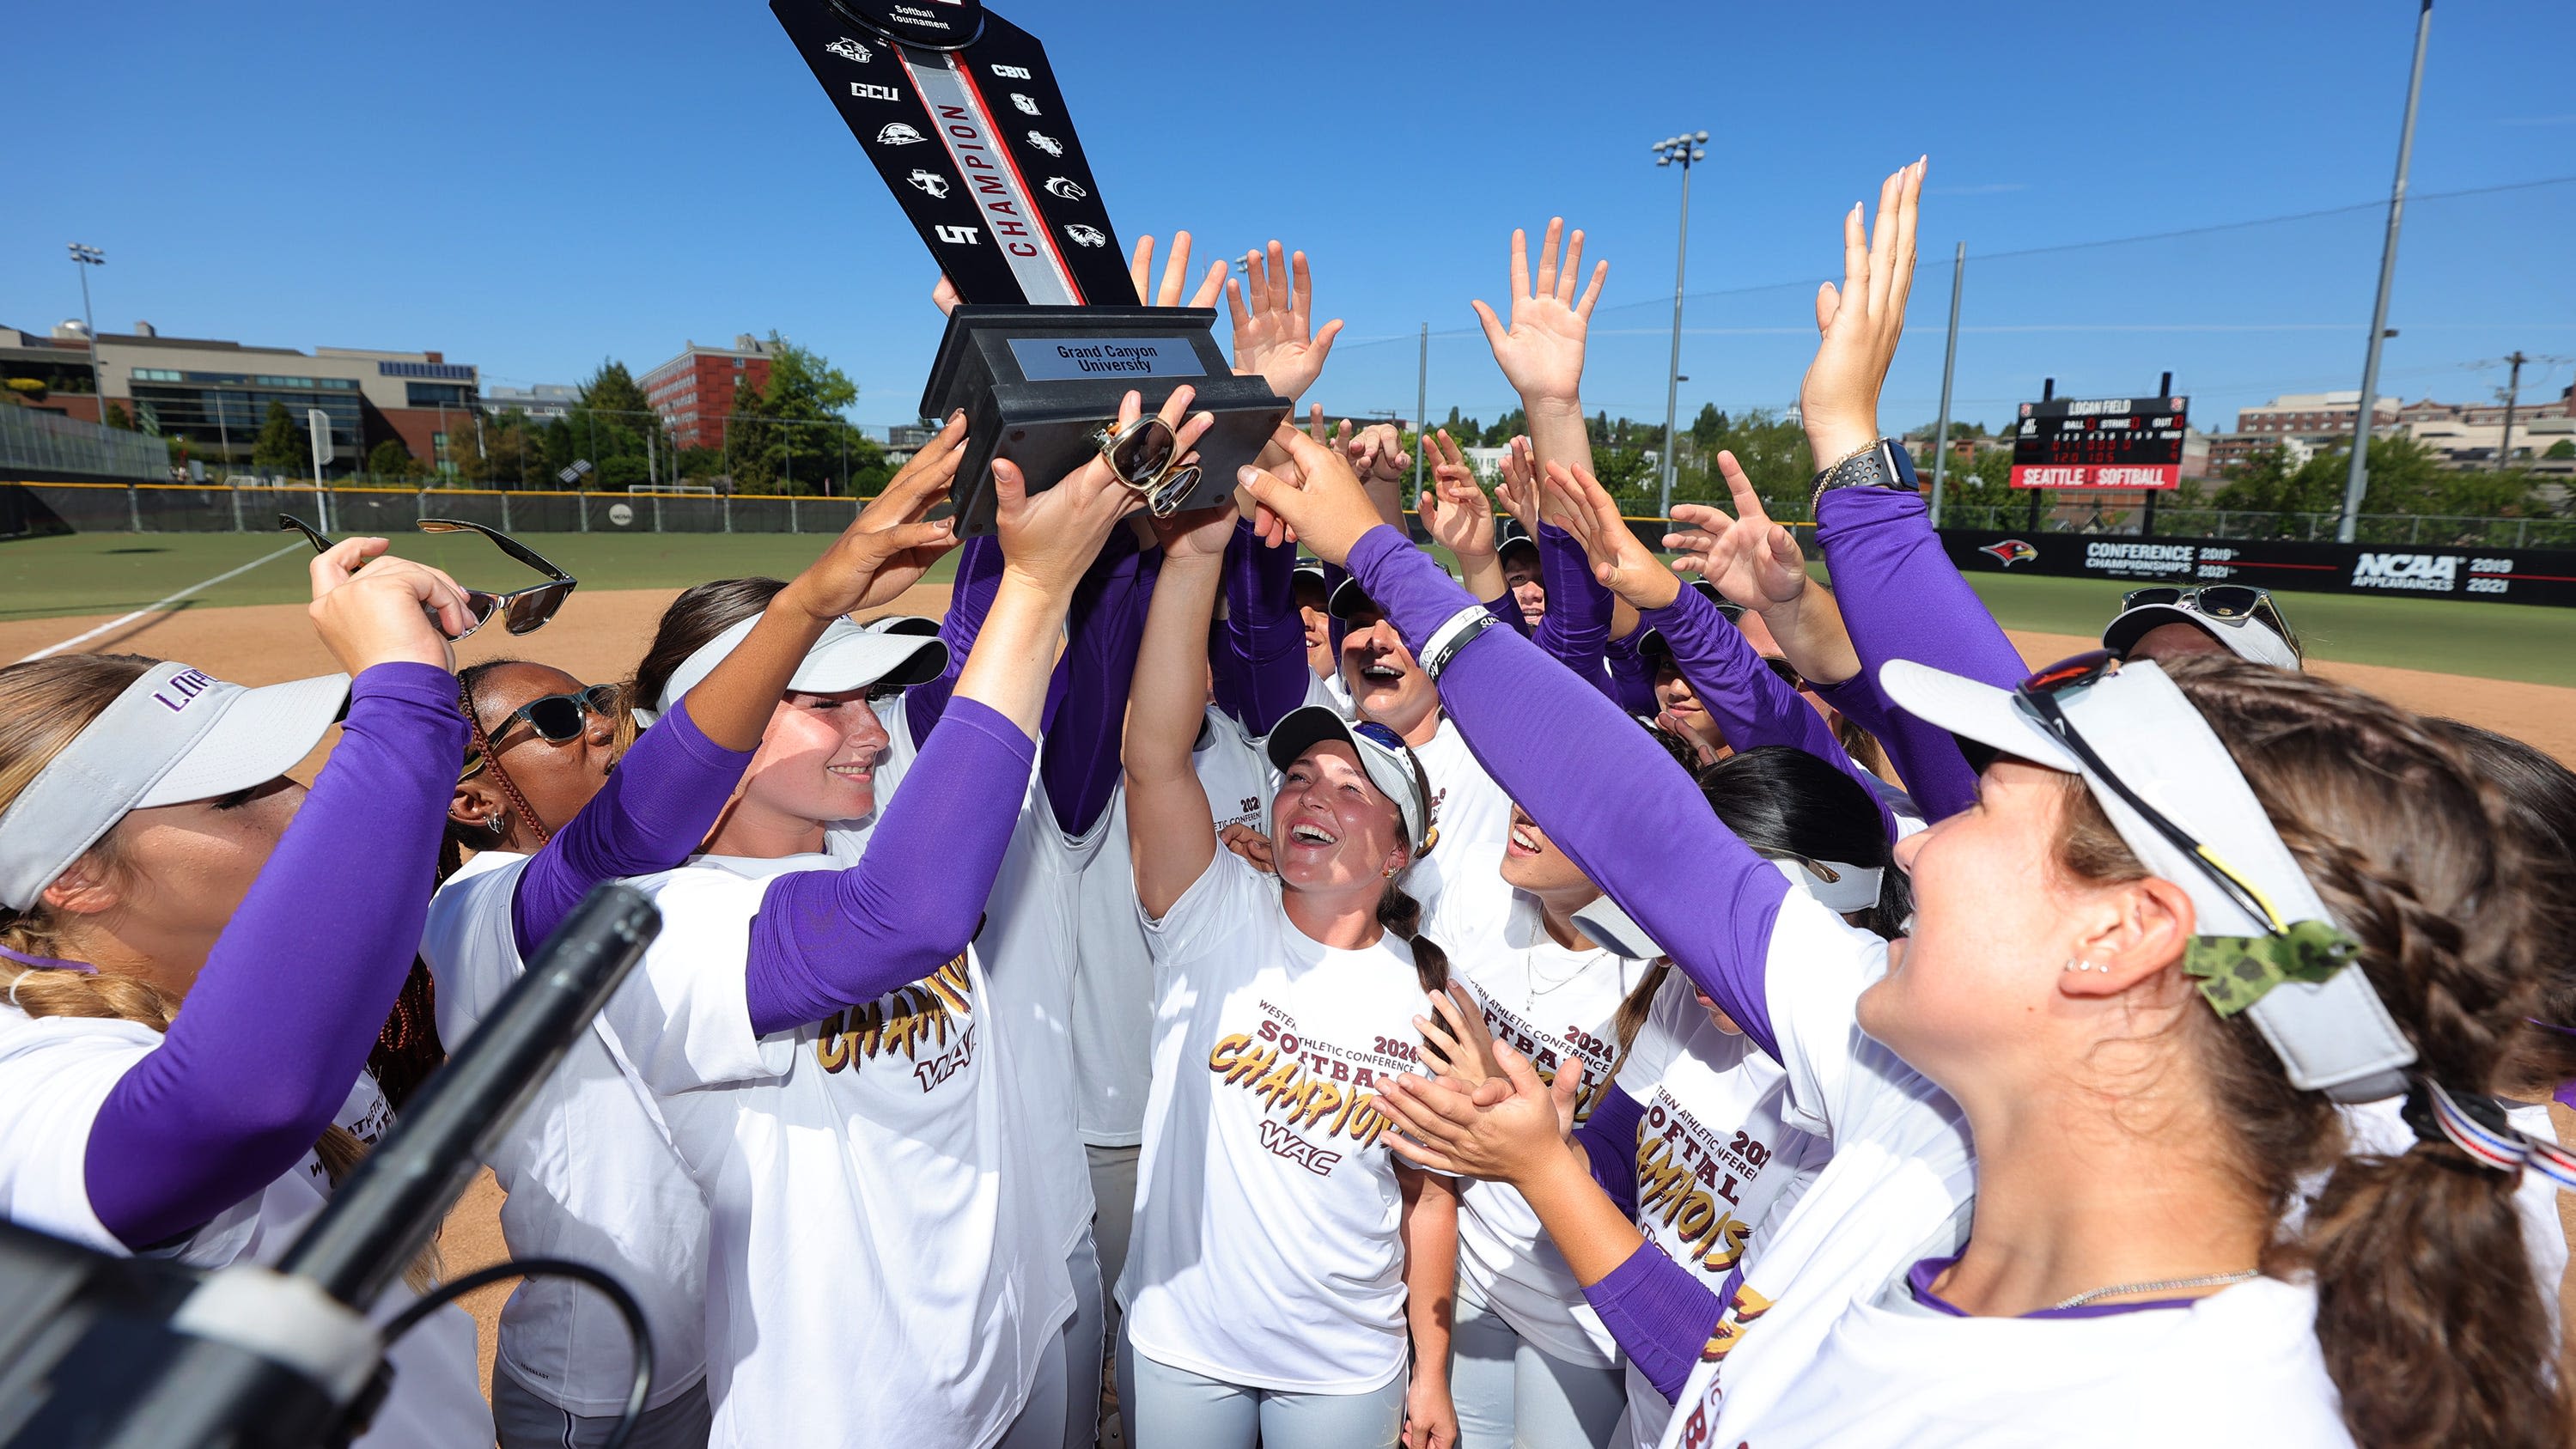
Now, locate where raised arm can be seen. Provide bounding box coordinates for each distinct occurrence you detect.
[88,548,473,1250]
[902,533,1003,749]
[1471,217,1606,491]
[1417,428,1519,633]
[513,426,963,948]
[1042,525,1158,837]
[746,389,1207,1032]
[1123,502,1238,920]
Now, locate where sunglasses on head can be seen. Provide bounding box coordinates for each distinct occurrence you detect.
[460,684,619,781]
[2014,650,2289,936]
[280,514,578,640]
[1090,414,1202,517]
[2119,584,2301,661]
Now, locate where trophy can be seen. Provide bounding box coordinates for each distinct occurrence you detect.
[772,0,1290,533]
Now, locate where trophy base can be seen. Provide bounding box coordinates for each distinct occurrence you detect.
[920,304,1289,535]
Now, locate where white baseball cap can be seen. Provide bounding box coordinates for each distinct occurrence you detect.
[642,614,947,723]
[1879,654,2415,1102]
[1264,704,1434,855]
[0,662,351,910]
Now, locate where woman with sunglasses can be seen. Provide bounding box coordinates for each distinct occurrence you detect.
[1423,745,1892,1449]
[576,401,1172,1449]
[0,538,490,1447]
[1248,166,2574,1449]
[420,427,966,1448]
[1119,491,1462,1449]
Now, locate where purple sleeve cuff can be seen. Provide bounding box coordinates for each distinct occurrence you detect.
[87,662,468,1250]
[745,697,1034,1035]
[1343,527,1787,1057]
[1577,1082,1644,1220]
[1812,671,1977,825]
[1642,588,1901,841]
[1813,485,2024,692]
[1583,1244,1726,1402]
[1215,521,1311,737]
[511,697,751,954]
[1532,525,1616,699]
[904,534,1002,748]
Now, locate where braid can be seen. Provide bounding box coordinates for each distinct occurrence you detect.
[457,670,549,845]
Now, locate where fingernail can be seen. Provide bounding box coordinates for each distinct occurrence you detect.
[1236,465,1260,484]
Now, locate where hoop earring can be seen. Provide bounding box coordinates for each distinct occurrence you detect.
[485,813,507,836]
[8,974,28,1010]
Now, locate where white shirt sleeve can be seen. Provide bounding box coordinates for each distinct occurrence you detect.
[1756,891,1896,1141]
[594,868,801,1096]
[0,1015,155,1253]
[1140,847,1270,960]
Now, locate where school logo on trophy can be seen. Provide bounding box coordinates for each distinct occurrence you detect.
[770,0,1288,533]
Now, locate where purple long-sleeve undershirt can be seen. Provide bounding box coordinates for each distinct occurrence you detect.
[1576,1081,1643,1221]
[743,697,1035,1035]
[1641,585,1901,842]
[1346,526,1788,1059]
[1586,1245,1724,1402]
[1813,486,2025,819]
[1605,629,1656,718]
[1044,535,1158,838]
[86,663,468,1251]
[1812,672,1976,826]
[1530,526,1616,700]
[1212,521,1309,737]
[509,697,752,955]
[903,534,1004,750]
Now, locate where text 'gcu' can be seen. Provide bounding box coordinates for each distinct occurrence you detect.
[814,954,973,1075]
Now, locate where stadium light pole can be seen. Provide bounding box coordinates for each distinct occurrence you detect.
[67,243,107,424]
[2336,0,2433,545]
[1653,131,1708,519]
[1929,241,1966,527]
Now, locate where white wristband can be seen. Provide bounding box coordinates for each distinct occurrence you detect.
[1422,604,1501,682]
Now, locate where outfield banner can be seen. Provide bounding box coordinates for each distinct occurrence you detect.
[1940,529,2576,609]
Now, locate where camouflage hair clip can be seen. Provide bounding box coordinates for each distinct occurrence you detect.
[2182,919,2362,1017]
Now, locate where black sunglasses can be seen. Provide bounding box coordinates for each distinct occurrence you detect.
[461,684,618,781]
[279,514,578,640]
[2118,584,2301,661]
[2014,650,2288,935]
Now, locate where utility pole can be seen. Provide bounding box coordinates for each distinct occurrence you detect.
[1414,322,1428,514]
[2338,0,2433,544]
[2494,350,2527,469]
[1652,131,1708,518]
[1928,241,1965,527]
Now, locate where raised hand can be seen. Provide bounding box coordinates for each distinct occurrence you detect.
[1345,421,1411,488]
[1227,240,1343,403]
[931,274,963,317]
[1471,219,1608,410]
[1150,499,1239,563]
[1218,821,1276,875]
[1666,450,1809,611]
[1415,429,1497,563]
[780,412,965,619]
[1414,983,1503,1088]
[1537,460,1681,612]
[308,538,473,673]
[999,387,1211,590]
[1129,231,1228,309]
[1235,422,1385,568]
[1492,435,1543,536]
[1800,158,1926,468]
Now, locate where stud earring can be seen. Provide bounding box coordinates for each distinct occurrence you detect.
[2064,959,2097,973]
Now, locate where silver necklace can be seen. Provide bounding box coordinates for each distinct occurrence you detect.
[2047,1269,2259,1312]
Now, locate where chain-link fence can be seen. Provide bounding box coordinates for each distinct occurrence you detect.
[4,481,867,539]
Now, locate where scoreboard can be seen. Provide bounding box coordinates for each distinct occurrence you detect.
[2009,395,2189,490]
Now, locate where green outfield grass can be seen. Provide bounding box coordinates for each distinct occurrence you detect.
[5,531,2571,686]
[0,532,961,624]
[1946,570,2576,688]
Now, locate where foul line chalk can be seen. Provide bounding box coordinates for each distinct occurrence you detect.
[16,542,308,663]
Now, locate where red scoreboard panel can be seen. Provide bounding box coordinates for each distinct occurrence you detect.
[2009,395,2189,490]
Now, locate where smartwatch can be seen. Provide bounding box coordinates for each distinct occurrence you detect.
[1807,438,1918,516]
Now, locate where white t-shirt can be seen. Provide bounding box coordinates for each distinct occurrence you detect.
[0,1008,489,1449]
[1711,1273,2351,1448]
[1401,714,1513,911]
[1422,841,1653,1369]
[1071,708,1275,1148]
[1120,849,1440,1393]
[594,852,1073,1449]
[2334,1094,2567,1342]
[420,849,710,1412]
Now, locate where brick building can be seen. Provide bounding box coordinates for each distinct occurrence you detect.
[641,335,775,450]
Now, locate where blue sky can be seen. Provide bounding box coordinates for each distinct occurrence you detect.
[9,0,2573,437]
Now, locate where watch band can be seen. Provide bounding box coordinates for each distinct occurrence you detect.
[1808,439,1909,516]
[1422,604,1501,683]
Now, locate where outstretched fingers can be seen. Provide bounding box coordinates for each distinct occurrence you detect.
[1534,217,1564,302]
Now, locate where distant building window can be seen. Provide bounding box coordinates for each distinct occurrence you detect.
[132,368,182,382]
[406,381,472,408]
[378,361,476,381]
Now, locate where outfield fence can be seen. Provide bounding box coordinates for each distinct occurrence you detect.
[1935,502,2576,550]
[3,479,872,539]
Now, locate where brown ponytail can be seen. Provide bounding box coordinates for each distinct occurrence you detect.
[1375,878,1447,995]
[2055,654,2567,1449]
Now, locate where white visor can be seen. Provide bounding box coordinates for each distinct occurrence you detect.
[642,614,948,724]
[0,662,351,910]
[1879,655,2415,1101]
[2103,604,2301,672]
